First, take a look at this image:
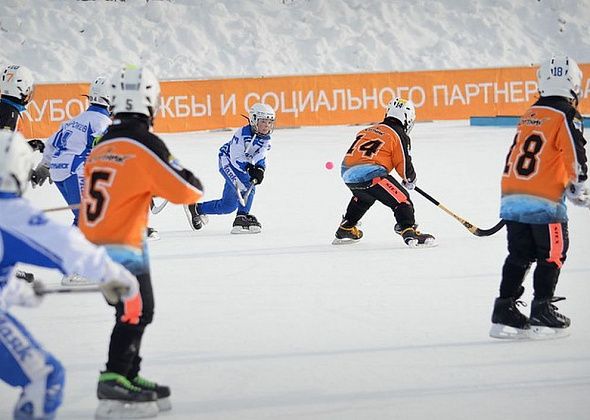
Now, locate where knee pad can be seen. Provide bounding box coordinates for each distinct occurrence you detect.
[14,354,64,420]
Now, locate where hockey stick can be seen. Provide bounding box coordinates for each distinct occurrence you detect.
[414,186,505,237]
[235,179,258,207]
[42,203,80,213]
[151,199,169,214]
[16,275,102,296]
[32,282,101,296]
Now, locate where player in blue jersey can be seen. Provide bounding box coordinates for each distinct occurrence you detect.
[0,129,141,420]
[183,102,275,234]
[32,75,112,226]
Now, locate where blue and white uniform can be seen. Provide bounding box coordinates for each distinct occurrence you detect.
[0,193,130,419]
[41,105,111,225]
[200,124,271,215]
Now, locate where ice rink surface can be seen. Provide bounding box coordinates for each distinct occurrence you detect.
[2,121,589,419]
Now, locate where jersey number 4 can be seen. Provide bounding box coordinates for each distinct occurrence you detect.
[85,168,116,226]
[346,135,384,158]
[503,133,545,178]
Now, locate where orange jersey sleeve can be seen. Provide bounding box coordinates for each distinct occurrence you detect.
[502,101,587,202]
[80,133,202,249]
[343,122,414,180]
[16,117,34,139]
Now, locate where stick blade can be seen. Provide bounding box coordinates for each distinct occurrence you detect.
[473,220,506,237]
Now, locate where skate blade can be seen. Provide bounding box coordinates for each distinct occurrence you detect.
[61,274,94,286]
[331,237,361,245]
[95,400,159,419]
[404,238,438,248]
[489,323,531,339]
[156,397,172,411]
[231,226,261,234]
[528,325,570,340]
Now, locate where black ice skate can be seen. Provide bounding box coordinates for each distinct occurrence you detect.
[332,221,363,245]
[395,224,436,248]
[131,375,171,411]
[183,203,208,231]
[489,297,530,339]
[231,214,262,234]
[96,372,159,418]
[529,297,571,339]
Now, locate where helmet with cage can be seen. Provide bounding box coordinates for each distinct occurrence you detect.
[110,65,160,122]
[88,75,111,108]
[0,64,35,105]
[537,55,583,102]
[385,97,416,133]
[248,103,276,135]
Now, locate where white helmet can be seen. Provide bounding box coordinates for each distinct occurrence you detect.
[248,103,276,135]
[385,97,416,133]
[0,129,34,195]
[537,55,583,101]
[0,64,34,104]
[110,65,160,119]
[88,75,111,107]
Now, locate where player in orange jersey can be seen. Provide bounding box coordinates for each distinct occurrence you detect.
[490,55,589,340]
[79,65,204,417]
[332,97,435,247]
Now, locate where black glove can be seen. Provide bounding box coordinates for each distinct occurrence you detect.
[30,163,52,187]
[27,139,45,153]
[246,163,265,185]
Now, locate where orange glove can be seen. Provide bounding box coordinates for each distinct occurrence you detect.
[120,292,142,325]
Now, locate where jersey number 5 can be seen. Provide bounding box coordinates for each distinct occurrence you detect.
[85,168,116,225]
[503,133,545,178]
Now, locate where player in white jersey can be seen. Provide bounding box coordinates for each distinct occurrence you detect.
[0,129,141,420]
[184,103,275,233]
[32,76,112,226]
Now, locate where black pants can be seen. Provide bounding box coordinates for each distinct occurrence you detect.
[106,271,155,378]
[499,221,569,299]
[342,175,415,228]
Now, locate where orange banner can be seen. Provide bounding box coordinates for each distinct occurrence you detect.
[19,65,589,139]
